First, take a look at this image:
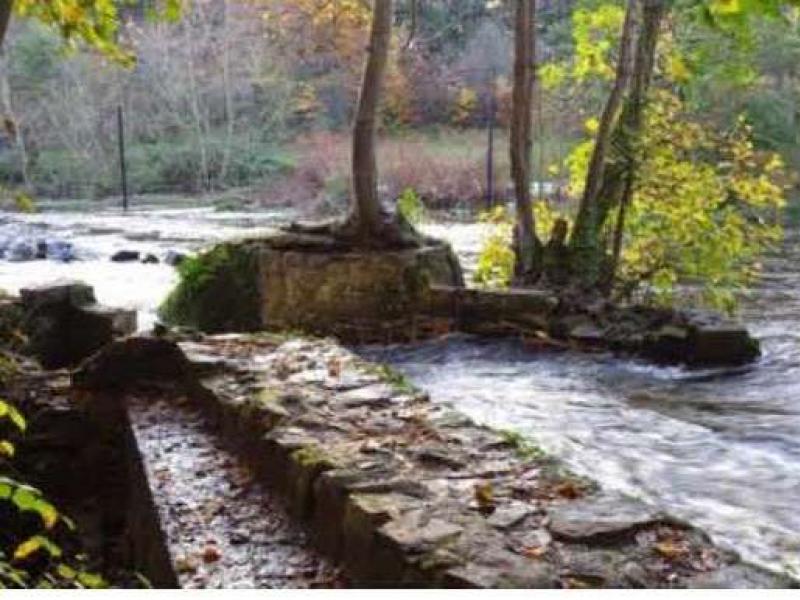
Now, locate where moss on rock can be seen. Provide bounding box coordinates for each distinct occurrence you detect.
[159,241,262,333]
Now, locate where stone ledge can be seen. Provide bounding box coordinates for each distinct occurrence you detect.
[74,335,794,588]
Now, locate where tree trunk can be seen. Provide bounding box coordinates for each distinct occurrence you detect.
[350,0,392,239]
[605,0,667,291]
[0,1,11,50]
[568,0,639,287]
[510,0,542,285]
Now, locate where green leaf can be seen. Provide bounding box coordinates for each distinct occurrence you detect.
[0,400,26,433]
[0,476,16,499]
[76,571,105,588]
[11,485,60,529]
[13,535,62,561]
[56,564,77,581]
[0,441,14,458]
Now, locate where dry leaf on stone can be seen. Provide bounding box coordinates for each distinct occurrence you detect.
[202,543,222,563]
[655,539,689,560]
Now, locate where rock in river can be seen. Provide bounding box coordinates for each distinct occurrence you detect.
[111,250,140,262]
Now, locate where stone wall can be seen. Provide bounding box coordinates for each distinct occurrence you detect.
[73,335,794,589]
[160,236,759,367]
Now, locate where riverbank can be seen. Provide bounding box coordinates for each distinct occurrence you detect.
[2,204,800,579]
[71,332,794,588]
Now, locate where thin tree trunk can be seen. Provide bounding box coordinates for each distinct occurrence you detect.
[603,0,667,291]
[568,0,639,286]
[350,0,392,238]
[510,0,541,285]
[0,1,27,188]
[0,1,11,50]
[0,51,29,187]
[220,0,234,184]
[185,8,209,192]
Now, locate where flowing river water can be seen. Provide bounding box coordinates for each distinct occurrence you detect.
[1,202,798,579]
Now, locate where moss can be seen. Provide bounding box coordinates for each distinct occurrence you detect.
[292,445,337,470]
[158,241,262,333]
[364,363,417,394]
[497,429,546,461]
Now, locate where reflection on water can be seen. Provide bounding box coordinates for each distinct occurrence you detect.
[1,204,798,577]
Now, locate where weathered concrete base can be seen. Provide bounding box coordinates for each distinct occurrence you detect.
[159,234,464,342]
[73,335,793,588]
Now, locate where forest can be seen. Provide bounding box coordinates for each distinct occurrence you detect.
[0,0,799,592]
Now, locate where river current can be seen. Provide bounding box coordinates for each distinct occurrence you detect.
[1,202,797,578]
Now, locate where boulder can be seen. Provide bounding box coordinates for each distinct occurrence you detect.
[111,250,140,262]
[73,336,196,391]
[7,240,36,262]
[688,323,760,366]
[20,281,137,369]
[164,250,186,267]
[141,253,160,264]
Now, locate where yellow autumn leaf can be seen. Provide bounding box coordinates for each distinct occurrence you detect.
[0,440,14,458]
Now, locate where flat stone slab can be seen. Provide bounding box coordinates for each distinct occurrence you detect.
[547,494,667,543]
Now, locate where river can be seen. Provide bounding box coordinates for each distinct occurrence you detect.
[1,201,797,578]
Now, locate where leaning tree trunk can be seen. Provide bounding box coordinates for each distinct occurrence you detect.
[510,0,542,285]
[350,0,393,240]
[568,0,639,288]
[606,0,667,291]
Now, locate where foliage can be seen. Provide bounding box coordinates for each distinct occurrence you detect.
[396,187,426,225]
[473,203,563,289]
[567,90,784,310]
[0,398,105,589]
[498,429,546,461]
[14,0,182,63]
[366,363,417,395]
[473,208,515,289]
[451,86,479,127]
[572,3,625,81]
[0,189,37,213]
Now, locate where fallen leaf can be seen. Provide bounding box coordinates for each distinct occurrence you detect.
[655,540,688,560]
[474,482,495,511]
[202,544,222,563]
[521,545,547,559]
[553,481,583,499]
